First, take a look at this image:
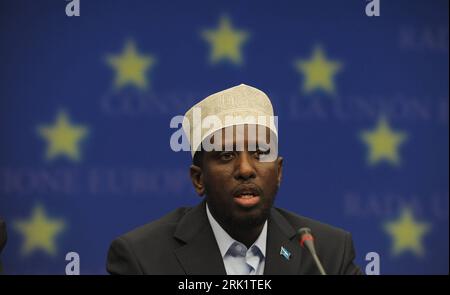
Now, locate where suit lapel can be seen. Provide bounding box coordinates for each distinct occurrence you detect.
[173,201,227,275]
[173,203,316,275]
[264,208,306,275]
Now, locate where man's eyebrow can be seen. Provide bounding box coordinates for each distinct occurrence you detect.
[256,146,271,152]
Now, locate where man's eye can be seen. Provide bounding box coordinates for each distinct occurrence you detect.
[219,152,235,161]
[254,148,271,159]
[258,148,271,155]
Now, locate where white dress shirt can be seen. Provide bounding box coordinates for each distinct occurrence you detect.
[206,204,267,275]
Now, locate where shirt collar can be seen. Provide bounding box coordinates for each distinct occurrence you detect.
[206,203,267,258]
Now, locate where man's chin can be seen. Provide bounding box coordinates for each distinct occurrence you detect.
[230,208,270,228]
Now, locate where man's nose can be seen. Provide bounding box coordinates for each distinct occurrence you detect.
[234,152,256,181]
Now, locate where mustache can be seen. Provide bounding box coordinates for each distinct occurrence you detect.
[232,183,263,197]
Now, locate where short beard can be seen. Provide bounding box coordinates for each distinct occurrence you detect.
[206,195,274,231]
[229,206,271,230]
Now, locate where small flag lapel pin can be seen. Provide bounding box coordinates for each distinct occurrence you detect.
[280,246,291,261]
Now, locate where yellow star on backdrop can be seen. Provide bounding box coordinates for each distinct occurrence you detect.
[295,46,342,94]
[14,205,65,256]
[107,40,155,89]
[384,208,431,257]
[38,110,88,162]
[360,117,408,166]
[202,16,249,65]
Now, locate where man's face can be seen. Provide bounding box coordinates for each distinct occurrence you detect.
[190,125,283,229]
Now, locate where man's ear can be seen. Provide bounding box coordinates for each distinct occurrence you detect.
[189,165,205,196]
[276,156,283,187]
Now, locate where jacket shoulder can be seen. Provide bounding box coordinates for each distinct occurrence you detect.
[107,206,193,274]
[119,206,191,243]
[273,207,362,275]
[274,207,349,238]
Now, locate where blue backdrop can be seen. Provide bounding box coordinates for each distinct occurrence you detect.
[0,0,448,274]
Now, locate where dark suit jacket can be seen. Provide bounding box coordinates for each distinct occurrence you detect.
[107,201,363,275]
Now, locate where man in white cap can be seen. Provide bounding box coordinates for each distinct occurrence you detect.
[107,84,362,275]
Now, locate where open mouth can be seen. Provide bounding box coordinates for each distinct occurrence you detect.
[233,186,261,208]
